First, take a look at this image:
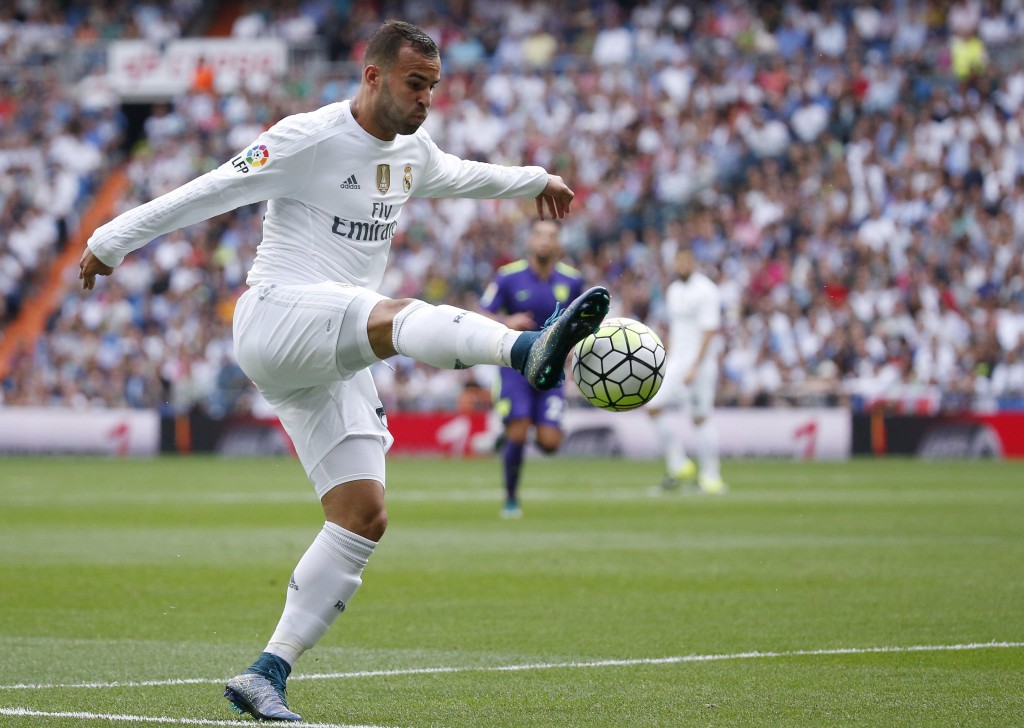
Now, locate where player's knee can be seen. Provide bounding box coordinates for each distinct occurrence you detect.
[505,420,530,444]
[338,505,388,542]
[360,507,389,542]
[536,439,560,455]
[322,479,389,541]
[535,426,562,453]
[368,298,420,359]
[368,298,418,330]
[386,297,419,314]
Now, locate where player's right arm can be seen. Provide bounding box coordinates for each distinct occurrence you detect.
[80,123,316,289]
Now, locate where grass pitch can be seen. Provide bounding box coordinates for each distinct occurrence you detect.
[0,455,1022,727]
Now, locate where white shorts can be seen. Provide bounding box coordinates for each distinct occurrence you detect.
[649,358,718,419]
[307,435,386,499]
[233,282,395,491]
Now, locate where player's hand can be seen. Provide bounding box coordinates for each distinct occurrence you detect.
[505,312,537,331]
[535,175,574,220]
[79,248,113,291]
[684,367,698,386]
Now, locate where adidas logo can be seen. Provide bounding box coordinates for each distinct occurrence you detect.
[339,174,360,189]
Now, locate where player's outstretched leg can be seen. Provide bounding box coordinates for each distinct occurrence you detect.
[224,652,302,722]
[514,286,610,391]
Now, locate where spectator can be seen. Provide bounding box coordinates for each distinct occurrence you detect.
[7,0,1024,420]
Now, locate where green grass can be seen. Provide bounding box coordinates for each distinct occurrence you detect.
[1,455,1022,727]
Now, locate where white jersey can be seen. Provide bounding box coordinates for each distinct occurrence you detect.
[664,272,722,371]
[88,100,548,289]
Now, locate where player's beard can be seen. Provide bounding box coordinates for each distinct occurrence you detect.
[377,83,426,136]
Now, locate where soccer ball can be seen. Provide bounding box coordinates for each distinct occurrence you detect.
[572,317,666,411]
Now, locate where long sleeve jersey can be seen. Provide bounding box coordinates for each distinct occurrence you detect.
[87,100,549,290]
[664,272,723,370]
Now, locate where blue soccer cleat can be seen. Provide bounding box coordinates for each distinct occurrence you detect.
[520,286,610,391]
[501,499,523,519]
[224,653,301,722]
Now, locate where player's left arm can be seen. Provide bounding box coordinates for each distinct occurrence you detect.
[686,329,718,385]
[686,281,723,384]
[417,140,573,218]
[534,174,573,220]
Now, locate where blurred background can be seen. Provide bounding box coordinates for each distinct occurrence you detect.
[1,0,1023,460]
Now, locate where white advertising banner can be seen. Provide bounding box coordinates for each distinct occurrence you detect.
[561,407,850,460]
[0,407,160,456]
[107,38,288,99]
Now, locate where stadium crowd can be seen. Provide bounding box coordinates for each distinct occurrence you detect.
[0,0,202,323]
[3,0,1024,417]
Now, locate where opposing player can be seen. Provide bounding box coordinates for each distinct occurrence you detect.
[78,21,609,721]
[647,246,726,494]
[480,220,585,518]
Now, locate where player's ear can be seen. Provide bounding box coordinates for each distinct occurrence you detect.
[363,64,382,89]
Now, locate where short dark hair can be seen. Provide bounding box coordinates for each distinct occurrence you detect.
[364,20,438,71]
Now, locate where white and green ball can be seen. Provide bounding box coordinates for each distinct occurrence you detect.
[571,317,666,411]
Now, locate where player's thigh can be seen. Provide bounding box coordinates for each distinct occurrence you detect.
[648,359,688,410]
[259,369,392,488]
[690,366,719,419]
[531,388,567,431]
[495,370,538,424]
[233,282,387,388]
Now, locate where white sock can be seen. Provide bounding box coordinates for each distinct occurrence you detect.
[265,522,375,665]
[392,301,517,369]
[695,419,721,481]
[653,411,687,475]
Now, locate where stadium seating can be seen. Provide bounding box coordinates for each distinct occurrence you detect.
[2,0,1023,415]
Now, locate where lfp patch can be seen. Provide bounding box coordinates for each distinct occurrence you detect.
[246,144,270,168]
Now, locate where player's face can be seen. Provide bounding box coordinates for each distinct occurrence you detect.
[375,45,441,136]
[675,249,696,280]
[528,221,561,265]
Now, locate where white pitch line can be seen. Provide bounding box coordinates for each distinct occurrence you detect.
[1,641,1020,692]
[0,707,391,728]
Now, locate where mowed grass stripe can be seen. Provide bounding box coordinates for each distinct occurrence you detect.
[1,641,1020,691]
[3,483,1022,508]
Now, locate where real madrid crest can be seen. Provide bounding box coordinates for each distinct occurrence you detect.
[376,164,390,195]
[403,165,413,193]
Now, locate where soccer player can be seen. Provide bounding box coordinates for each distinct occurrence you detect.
[78,21,610,722]
[480,220,585,518]
[647,246,726,494]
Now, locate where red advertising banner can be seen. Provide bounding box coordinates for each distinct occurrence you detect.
[964,413,1024,457]
[858,411,1024,458]
[386,411,492,457]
